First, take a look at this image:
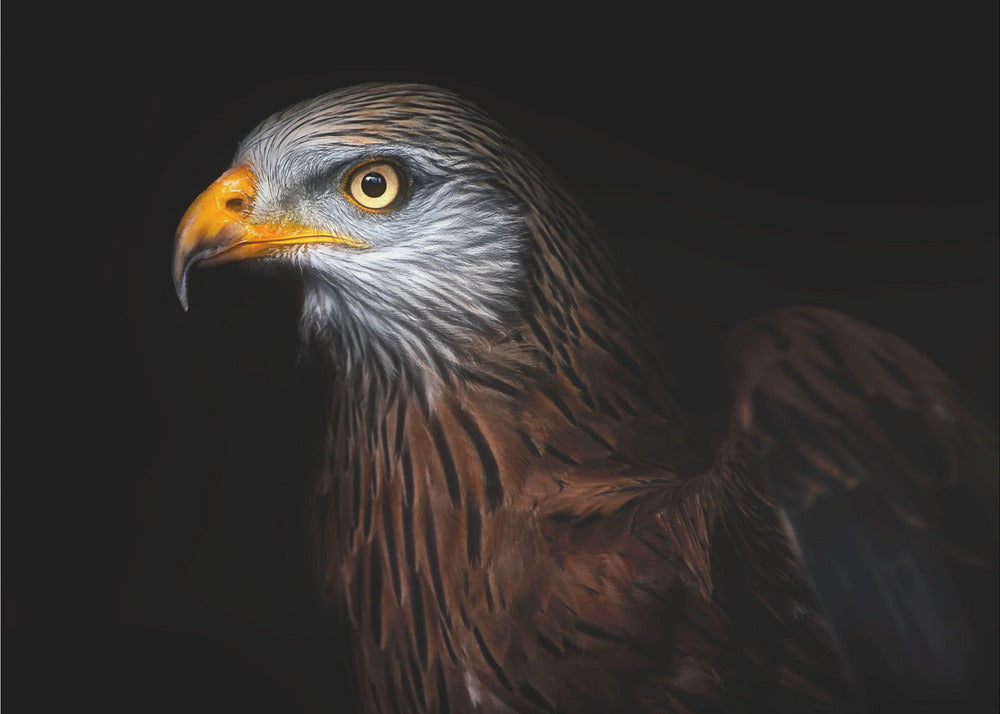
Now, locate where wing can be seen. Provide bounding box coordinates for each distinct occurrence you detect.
[727,305,998,713]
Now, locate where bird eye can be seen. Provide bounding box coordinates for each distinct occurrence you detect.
[343,160,405,211]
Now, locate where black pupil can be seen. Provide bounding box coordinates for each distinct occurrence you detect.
[361,172,387,198]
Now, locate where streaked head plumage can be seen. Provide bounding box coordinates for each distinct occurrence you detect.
[184,83,544,372]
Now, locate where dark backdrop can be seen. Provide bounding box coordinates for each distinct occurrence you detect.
[4,9,996,712]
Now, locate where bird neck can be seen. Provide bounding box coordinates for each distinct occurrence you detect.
[314,246,708,652]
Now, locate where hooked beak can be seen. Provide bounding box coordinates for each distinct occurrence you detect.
[172,165,365,310]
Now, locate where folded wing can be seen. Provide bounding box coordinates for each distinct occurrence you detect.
[728,306,998,712]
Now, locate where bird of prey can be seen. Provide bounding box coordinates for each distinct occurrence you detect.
[173,83,998,713]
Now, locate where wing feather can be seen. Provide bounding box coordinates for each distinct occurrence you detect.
[728,306,998,712]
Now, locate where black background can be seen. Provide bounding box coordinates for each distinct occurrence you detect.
[4,8,997,712]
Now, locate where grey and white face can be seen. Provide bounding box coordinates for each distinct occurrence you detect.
[174,83,531,371]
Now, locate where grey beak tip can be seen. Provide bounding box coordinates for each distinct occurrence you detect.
[174,271,190,312]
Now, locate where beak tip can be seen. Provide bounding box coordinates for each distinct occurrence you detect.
[173,268,191,312]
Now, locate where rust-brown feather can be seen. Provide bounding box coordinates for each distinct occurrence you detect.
[308,99,859,709]
[727,306,998,711]
[182,84,997,713]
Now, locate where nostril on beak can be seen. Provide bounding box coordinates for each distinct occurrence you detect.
[225,196,248,215]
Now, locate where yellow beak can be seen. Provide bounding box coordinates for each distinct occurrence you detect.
[172,165,365,310]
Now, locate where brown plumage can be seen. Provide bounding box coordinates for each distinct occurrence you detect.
[173,83,998,713]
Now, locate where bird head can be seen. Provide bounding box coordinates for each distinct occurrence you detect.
[174,83,545,373]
